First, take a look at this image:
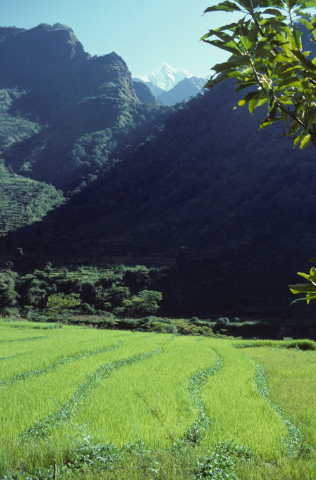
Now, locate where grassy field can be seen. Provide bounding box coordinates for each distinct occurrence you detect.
[0,321,315,480]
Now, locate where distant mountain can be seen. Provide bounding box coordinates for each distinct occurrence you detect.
[133,81,161,105]
[133,79,165,98]
[157,77,206,105]
[139,64,193,91]
[134,67,208,105]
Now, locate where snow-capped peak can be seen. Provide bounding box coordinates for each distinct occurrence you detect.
[140,64,193,91]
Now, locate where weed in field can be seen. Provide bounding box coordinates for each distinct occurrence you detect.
[195,440,253,479]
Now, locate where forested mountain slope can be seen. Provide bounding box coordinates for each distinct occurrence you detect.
[0,24,173,191]
[2,80,316,315]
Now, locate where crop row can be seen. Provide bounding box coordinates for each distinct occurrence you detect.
[174,352,224,449]
[0,335,48,344]
[0,342,122,387]
[254,363,312,458]
[22,347,163,439]
[0,351,30,362]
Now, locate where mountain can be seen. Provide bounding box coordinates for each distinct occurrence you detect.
[157,77,206,105]
[3,79,316,316]
[133,79,165,98]
[0,23,174,238]
[0,24,173,191]
[134,67,208,105]
[139,64,193,91]
[132,81,161,105]
[2,24,316,318]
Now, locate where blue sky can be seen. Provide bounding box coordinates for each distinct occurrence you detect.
[2,0,242,78]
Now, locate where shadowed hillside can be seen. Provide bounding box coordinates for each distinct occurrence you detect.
[1,80,316,316]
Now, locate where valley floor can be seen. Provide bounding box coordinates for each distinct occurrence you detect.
[0,320,315,479]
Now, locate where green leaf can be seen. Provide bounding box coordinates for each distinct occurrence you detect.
[238,91,261,108]
[299,18,313,31]
[204,2,241,13]
[292,50,316,72]
[259,117,282,129]
[294,132,305,146]
[280,108,289,125]
[305,0,316,6]
[202,39,242,56]
[288,283,316,294]
[262,8,283,15]
[294,131,305,147]
[272,54,292,63]
[296,272,311,280]
[290,294,316,305]
[300,133,311,149]
[278,77,308,89]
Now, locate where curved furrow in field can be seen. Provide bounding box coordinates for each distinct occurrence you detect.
[173,351,224,449]
[0,342,122,387]
[22,347,163,439]
[254,362,311,458]
[0,335,48,344]
[0,351,30,361]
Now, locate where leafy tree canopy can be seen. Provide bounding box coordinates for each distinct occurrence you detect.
[202,0,316,148]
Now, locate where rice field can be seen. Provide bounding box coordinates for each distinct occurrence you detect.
[0,320,315,480]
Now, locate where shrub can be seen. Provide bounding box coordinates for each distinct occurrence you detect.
[189,316,200,324]
[170,319,213,336]
[215,317,230,328]
[81,303,96,315]
[150,321,178,334]
[1,307,20,317]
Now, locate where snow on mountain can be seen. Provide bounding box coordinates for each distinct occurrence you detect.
[140,64,193,91]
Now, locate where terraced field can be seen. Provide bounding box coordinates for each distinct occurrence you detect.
[0,161,64,236]
[0,321,315,480]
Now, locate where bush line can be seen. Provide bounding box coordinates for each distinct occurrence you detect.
[0,342,122,388]
[22,347,163,439]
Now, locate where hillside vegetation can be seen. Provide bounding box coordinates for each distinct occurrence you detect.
[2,24,316,317]
[3,80,316,315]
[0,161,64,236]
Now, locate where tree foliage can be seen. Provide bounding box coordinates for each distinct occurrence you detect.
[202,0,316,148]
[289,260,316,303]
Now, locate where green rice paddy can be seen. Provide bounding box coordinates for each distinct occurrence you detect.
[0,320,315,479]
